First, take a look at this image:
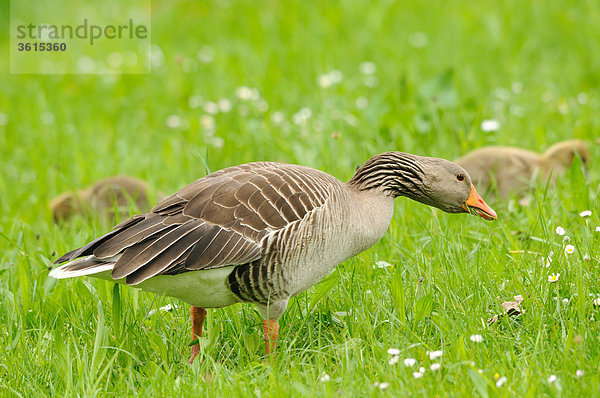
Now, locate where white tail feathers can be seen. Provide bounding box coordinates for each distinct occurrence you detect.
[49,254,120,279]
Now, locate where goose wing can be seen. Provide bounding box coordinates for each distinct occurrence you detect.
[54,162,335,285]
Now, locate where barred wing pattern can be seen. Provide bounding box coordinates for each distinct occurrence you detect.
[54,162,335,285]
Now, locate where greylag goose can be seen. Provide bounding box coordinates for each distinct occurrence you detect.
[50,175,158,222]
[456,139,589,199]
[50,152,497,363]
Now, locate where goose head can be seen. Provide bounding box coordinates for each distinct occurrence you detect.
[542,139,589,176]
[349,152,497,220]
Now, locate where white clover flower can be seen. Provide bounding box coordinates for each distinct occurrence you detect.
[387,348,401,356]
[166,115,182,129]
[203,101,219,115]
[565,245,575,255]
[496,376,507,388]
[403,358,417,367]
[292,108,312,125]
[555,226,566,236]
[378,382,390,391]
[388,356,399,365]
[413,371,424,379]
[270,111,285,124]
[200,115,215,130]
[579,210,592,218]
[576,369,584,378]
[470,334,483,343]
[235,86,253,100]
[430,363,441,371]
[428,350,443,360]
[320,373,330,382]
[547,375,557,384]
[318,74,333,88]
[218,99,232,113]
[548,273,560,283]
[480,119,500,132]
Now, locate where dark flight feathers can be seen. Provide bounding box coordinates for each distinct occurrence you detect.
[54,163,333,285]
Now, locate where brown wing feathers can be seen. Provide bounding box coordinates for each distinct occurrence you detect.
[54,163,333,285]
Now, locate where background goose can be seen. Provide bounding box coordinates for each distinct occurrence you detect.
[50,175,158,222]
[456,139,589,199]
[50,152,497,363]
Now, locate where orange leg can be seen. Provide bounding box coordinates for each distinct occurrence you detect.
[262,319,279,358]
[189,306,207,364]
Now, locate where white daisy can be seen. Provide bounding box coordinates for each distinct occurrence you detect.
[388,356,399,365]
[387,348,401,356]
[413,371,424,379]
[428,350,443,360]
[547,375,557,384]
[378,382,390,391]
[480,119,500,132]
[576,369,584,378]
[565,245,575,255]
[579,210,592,218]
[469,334,483,343]
[496,376,507,388]
[403,358,417,367]
[555,226,565,236]
[430,363,441,371]
[320,373,330,382]
[548,273,560,283]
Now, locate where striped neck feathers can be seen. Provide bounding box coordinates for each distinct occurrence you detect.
[347,152,430,201]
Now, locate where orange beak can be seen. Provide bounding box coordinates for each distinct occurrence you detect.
[462,185,497,220]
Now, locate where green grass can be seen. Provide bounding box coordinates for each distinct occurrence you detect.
[1,0,600,396]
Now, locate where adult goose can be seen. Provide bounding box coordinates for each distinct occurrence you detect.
[50,152,497,363]
[456,139,589,199]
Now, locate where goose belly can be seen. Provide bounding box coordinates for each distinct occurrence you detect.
[96,266,240,308]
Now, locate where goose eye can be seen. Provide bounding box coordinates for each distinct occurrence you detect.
[456,174,464,181]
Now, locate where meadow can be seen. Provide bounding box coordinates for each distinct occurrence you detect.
[1,0,599,396]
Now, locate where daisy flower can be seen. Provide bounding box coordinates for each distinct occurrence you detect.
[547,375,557,384]
[388,356,399,365]
[576,369,584,378]
[555,226,566,236]
[470,334,483,343]
[496,376,507,388]
[403,358,417,367]
[428,350,443,360]
[548,273,560,283]
[430,363,441,371]
[579,210,592,218]
[320,373,330,382]
[565,245,575,255]
[378,382,390,391]
[387,348,400,356]
[413,371,424,379]
[480,119,500,132]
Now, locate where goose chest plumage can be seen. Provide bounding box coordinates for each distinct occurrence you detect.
[51,152,497,363]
